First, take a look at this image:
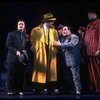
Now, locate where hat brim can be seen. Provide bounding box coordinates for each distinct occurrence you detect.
[42,18,56,22]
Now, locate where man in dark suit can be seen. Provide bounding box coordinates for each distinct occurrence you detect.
[6,20,30,95]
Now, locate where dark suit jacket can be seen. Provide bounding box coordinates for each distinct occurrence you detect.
[6,30,29,63]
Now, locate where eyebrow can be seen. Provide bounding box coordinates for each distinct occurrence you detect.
[63,28,68,30]
[18,22,24,24]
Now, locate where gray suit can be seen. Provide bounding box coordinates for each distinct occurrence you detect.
[61,34,82,92]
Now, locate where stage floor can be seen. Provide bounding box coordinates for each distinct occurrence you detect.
[0,92,100,99]
[0,86,100,100]
[0,69,100,99]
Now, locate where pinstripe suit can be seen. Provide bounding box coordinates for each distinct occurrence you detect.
[61,34,82,92]
[84,19,100,92]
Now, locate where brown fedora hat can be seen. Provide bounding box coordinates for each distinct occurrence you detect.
[42,13,56,22]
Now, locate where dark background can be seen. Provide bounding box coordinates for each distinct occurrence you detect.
[0,0,100,69]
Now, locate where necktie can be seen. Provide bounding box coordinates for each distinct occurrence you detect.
[46,28,49,45]
[20,32,23,42]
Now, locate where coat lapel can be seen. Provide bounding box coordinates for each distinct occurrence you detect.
[16,31,21,43]
[38,26,45,44]
[37,25,55,44]
[15,31,26,49]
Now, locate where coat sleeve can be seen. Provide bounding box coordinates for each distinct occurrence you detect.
[30,28,36,53]
[6,32,17,55]
[97,20,100,50]
[61,35,79,49]
[54,30,58,41]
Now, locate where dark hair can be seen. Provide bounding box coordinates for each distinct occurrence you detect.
[66,26,71,31]
[57,24,64,30]
[78,27,85,32]
[17,19,26,24]
[87,8,98,15]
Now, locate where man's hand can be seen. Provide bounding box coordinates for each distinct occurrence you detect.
[95,50,100,56]
[53,40,61,46]
[16,51,21,56]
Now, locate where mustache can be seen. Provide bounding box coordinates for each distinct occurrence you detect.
[19,26,24,28]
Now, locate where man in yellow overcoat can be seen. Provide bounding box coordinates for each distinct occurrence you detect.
[30,13,58,93]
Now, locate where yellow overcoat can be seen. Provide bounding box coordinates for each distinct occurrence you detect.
[30,24,58,83]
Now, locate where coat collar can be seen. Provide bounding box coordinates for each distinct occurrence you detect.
[37,24,54,44]
[38,24,45,43]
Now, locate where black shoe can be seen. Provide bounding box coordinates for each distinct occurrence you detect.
[76,91,81,95]
[41,89,48,94]
[19,92,24,96]
[32,89,36,94]
[52,89,59,94]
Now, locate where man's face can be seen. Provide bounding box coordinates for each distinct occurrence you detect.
[88,12,97,20]
[62,26,71,37]
[46,21,54,27]
[58,29,63,35]
[77,29,82,35]
[17,21,25,32]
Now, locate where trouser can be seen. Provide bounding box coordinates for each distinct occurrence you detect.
[70,65,82,92]
[87,56,100,92]
[6,62,26,93]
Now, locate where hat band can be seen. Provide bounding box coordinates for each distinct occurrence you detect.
[44,16,55,20]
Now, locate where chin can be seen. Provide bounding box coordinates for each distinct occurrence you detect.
[63,34,66,36]
[19,29,24,32]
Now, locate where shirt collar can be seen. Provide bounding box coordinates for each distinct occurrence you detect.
[43,24,48,29]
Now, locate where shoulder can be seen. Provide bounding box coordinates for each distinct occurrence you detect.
[32,24,42,31]
[8,30,18,35]
[97,19,100,24]
[96,19,100,22]
[94,19,100,24]
[71,34,79,42]
[54,29,57,33]
[31,26,38,31]
[50,27,57,33]
[71,34,79,38]
[34,26,40,30]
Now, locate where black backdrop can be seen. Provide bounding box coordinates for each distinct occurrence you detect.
[0,0,100,69]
